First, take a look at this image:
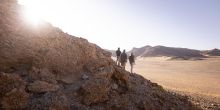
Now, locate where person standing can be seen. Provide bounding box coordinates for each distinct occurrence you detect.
[129,53,135,74]
[116,47,121,66]
[120,50,127,69]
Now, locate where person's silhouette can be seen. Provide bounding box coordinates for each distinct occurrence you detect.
[129,53,135,74]
[116,47,121,66]
[120,50,127,69]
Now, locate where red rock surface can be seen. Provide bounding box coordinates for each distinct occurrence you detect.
[0,0,201,110]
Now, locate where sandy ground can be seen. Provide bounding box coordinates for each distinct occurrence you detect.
[122,56,220,104]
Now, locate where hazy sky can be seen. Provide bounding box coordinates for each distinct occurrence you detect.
[18,0,220,50]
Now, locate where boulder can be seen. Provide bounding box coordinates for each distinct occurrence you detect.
[80,77,111,105]
[28,67,57,84]
[27,80,59,93]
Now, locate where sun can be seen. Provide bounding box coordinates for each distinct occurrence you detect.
[23,8,43,25]
[19,0,45,26]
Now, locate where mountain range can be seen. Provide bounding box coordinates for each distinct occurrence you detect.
[108,46,220,59]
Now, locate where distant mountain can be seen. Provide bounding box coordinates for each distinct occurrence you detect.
[206,49,220,56]
[128,45,152,57]
[128,45,205,59]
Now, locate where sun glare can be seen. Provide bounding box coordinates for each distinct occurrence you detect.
[19,0,76,27]
[19,0,46,26]
[23,9,43,25]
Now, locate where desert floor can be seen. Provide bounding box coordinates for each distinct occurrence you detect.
[124,56,220,103]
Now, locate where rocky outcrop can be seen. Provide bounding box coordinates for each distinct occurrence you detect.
[0,0,201,110]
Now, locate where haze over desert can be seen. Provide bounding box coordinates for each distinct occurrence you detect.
[125,57,220,101]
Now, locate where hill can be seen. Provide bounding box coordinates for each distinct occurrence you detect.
[129,45,205,59]
[206,49,220,56]
[129,45,152,57]
[0,0,200,110]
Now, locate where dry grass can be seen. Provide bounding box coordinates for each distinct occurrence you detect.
[124,56,220,102]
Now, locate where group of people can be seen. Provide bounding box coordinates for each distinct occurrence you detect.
[115,47,135,74]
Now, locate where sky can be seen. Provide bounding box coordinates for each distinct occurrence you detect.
[18,0,220,51]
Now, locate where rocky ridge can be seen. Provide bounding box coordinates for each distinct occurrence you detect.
[129,46,204,59]
[0,0,200,110]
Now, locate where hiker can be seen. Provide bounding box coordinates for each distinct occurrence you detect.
[129,53,135,74]
[116,47,121,66]
[120,49,127,69]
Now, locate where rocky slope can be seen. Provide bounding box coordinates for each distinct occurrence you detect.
[129,45,204,59]
[0,0,201,110]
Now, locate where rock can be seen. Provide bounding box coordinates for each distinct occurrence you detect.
[81,74,89,80]
[84,58,113,73]
[1,88,29,110]
[80,78,111,105]
[27,80,59,93]
[28,91,70,110]
[29,67,57,84]
[0,73,25,97]
[111,67,129,90]
[112,83,118,90]
[58,74,80,84]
